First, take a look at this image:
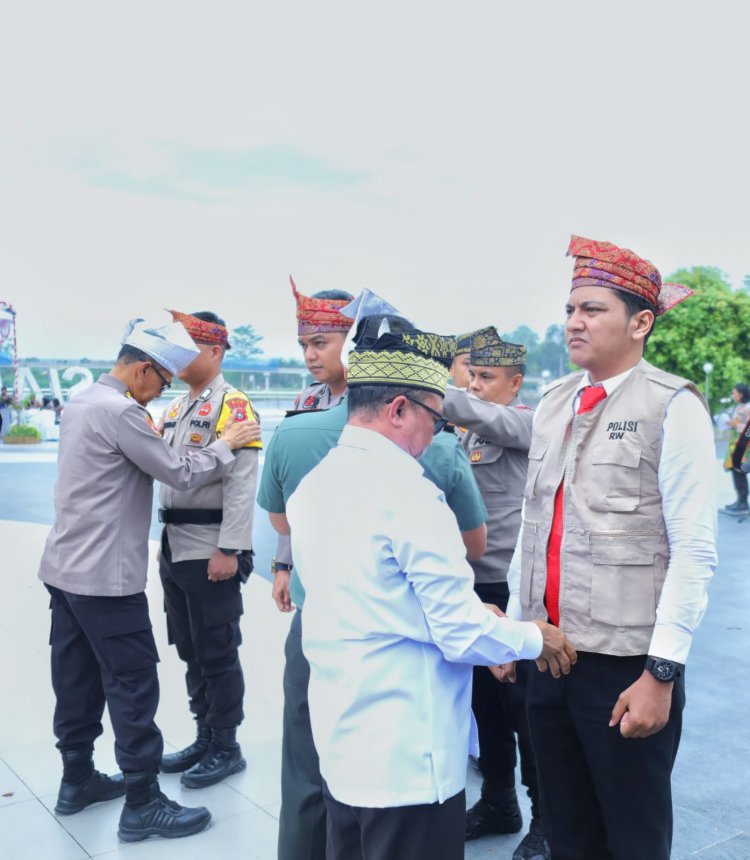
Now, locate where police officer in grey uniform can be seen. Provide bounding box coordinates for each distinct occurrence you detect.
[441,326,548,860]
[158,310,261,788]
[38,318,258,843]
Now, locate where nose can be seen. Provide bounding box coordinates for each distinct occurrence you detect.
[468,379,480,393]
[566,309,584,333]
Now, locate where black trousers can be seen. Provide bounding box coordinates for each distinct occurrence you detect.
[278,609,327,860]
[527,651,685,860]
[324,785,466,860]
[46,584,163,772]
[159,533,245,728]
[472,581,540,815]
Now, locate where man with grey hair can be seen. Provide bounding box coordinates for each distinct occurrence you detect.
[38,317,259,843]
[287,330,576,860]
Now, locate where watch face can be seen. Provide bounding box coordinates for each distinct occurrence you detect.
[652,660,676,681]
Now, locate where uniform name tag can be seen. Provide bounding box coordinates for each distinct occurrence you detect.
[606,420,638,440]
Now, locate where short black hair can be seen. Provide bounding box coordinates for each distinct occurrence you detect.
[312,290,354,302]
[734,383,750,403]
[505,364,526,378]
[608,288,657,346]
[347,385,436,420]
[116,345,154,365]
[190,311,227,328]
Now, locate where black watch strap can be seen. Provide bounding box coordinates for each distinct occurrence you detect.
[219,547,239,556]
[645,657,682,683]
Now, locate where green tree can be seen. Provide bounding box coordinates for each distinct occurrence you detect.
[647,267,750,413]
[537,324,570,378]
[229,324,263,360]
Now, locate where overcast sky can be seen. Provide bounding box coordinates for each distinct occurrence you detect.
[1,1,748,361]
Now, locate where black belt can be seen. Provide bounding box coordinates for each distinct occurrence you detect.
[158,508,223,525]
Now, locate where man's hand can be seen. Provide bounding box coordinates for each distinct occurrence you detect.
[532,621,577,678]
[609,671,673,738]
[272,570,293,612]
[489,662,517,683]
[220,413,261,450]
[207,550,238,582]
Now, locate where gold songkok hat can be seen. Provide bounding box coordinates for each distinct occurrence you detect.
[347,330,456,396]
[470,326,527,367]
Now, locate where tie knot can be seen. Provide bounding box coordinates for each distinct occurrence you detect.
[577,384,607,415]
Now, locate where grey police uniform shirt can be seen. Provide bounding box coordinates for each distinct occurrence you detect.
[160,373,260,562]
[293,381,345,411]
[38,373,236,597]
[442,386,533,585]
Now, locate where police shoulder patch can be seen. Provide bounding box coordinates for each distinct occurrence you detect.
[216,390,262,449]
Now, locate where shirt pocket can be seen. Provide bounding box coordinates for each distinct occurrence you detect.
[587,441,641,512]
[525,436,549,499]
[589,531,657,627]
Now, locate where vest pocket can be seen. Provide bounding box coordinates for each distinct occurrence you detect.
[589,532,656,627]
[519,521,537,608]
[587,442,642,513]
[525,436,549,499]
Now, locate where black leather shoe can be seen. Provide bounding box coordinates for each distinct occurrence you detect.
[118,792,211,842]
[55,769,126,815]
[465,786,522,841]
[160,721,211,774]
[180,727,246,789]
[512,818,551,860]
[724,500,749,512]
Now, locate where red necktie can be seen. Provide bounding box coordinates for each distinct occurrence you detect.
[544,385,607,626]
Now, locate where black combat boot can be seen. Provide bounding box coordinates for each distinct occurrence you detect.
[160,719,211,773]
[54,746,125,815]
[465,779,523,841]
[180,727,246,789]
[512,818,551,860]
[117,771,211,842]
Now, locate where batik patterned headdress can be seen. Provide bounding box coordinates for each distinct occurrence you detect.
[470,326,527,367]
[169,310,231,348]
[567,235,692,316]
[291,276,354,335]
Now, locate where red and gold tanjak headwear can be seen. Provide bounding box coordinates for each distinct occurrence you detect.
[169,310,231,349]
[291,276,355,336]
[567,235,693,316]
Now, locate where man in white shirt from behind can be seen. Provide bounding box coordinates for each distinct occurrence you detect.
[287,329,575,860]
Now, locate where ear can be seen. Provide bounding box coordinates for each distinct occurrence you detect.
[632,309,655,342]
[386,395,408,428]
[510,373,523,394]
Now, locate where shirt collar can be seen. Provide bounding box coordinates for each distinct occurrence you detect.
[99,373,128,395]
[580,364,637,397]
[338,424,424,475]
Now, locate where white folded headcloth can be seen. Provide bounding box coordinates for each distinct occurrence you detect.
[121,318,200,375]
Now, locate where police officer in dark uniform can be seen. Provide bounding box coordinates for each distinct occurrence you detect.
[157,310,262,788]
[442,327,548,860]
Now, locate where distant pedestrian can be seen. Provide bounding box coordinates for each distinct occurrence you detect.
[723,383,750,513]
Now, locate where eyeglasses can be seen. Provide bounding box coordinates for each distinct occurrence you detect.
[402,394,449,435]
[149,363,172,393]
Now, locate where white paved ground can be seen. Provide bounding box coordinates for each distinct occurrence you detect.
[1,453,748,858]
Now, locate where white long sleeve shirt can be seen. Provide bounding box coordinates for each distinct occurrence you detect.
[288,424,542,808]
[507,366,717,664]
